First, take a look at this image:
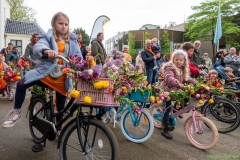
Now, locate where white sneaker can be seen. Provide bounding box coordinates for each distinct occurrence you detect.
[2,110,21,127]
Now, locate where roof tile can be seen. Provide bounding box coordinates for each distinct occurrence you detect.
[4,18,45,35]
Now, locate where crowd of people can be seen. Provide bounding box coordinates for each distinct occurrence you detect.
[0,11,239,142]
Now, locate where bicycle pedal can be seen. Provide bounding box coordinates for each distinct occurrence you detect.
[168,127,175,132]
[32,143,44,152]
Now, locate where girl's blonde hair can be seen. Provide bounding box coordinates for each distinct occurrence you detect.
[51,12,70,42]
[164,49,189,81]
[224,67,233,73]
[152,38,157,42]
[208,69,218,76]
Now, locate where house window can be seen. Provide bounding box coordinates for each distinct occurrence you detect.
[10,40,22,55]
[134,41,142,49]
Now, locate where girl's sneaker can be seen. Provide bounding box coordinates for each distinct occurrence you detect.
[8,93,14,101]
[2,109,21,127]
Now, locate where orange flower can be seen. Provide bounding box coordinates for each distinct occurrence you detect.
[144,81,148,86]
[62,68,71,73]
[87,56,94,62]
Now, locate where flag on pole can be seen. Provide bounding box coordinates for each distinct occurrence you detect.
[214,6,222,45]
[89,15,110,46]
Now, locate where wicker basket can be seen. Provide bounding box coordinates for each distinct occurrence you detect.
[75,78,120,107]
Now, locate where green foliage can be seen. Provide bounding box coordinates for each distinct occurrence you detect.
[162,30,170,55]
[142,31,152,48]
[144,31,152,41]
[10,0,37,21]
[73,28,90,46]
[128,33,136,56]
[185,0,240,53]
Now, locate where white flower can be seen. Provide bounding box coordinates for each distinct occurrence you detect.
[88,69,93,75]
[206,86,210,90]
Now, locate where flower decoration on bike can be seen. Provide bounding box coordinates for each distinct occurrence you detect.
[2,67,21,84]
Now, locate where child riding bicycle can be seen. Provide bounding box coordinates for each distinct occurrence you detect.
[161,49,197,140]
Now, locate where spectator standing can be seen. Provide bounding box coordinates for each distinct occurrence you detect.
[91,32,107,69]
[6,46,21,64]
[0,43,13,58]
[141,39,157,84]
[24,33,39,69]
[193,40,205,68]
[203,53,213,69]
[170,43,182,60]
[136,51,145,74]
[76,32,88,60]
[223,47,240,77]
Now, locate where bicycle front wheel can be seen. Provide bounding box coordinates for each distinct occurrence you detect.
[29,97,53,143]
[201,97,240,133]
[59,119,119,160]
[185,116,219,150]
[120,108,154,143]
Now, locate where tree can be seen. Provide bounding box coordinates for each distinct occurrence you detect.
[144,31,152,41]
[142,31,152,48]
[10,0,37,21]
[73,28,90,46]
[162,30,170,55]
[185,0,240,54]
[128,33,136,56]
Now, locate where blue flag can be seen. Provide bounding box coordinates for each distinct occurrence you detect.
[214,7,222,45]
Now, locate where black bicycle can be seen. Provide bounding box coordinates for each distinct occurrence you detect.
[28,55,119,160]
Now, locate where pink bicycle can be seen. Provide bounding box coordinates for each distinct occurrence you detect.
[149,98,219,150]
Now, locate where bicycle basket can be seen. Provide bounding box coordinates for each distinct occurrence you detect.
[75,78,120,107]
[129,90,155,103]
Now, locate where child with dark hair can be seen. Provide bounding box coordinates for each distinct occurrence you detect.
[182,42,204,77]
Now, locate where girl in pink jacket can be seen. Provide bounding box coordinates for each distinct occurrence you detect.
[161,49,196,140]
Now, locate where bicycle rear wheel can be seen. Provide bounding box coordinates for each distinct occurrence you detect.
[149,103,164,128]
[201,97,240,133]
[120,108,154,143]
[59,118,119,160]
[185,116,219,150]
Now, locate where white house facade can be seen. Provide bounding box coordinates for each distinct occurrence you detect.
[4,18,45,55]
[0,0,13,49]
[1,0,45,55]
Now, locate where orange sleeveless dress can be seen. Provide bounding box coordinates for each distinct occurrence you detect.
[40,42,67,96]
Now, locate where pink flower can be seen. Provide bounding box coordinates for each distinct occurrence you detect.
[163,92,169,97]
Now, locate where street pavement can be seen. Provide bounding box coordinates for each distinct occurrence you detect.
[0,91,239,160]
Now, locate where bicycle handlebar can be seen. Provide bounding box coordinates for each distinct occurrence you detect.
[56,55,69,63]
[225,77,240,83]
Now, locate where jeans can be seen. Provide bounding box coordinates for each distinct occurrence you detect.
[162,101,172,123]
[153,60,157,66]
[146,68,157,84]
[14,78,67,122]
[155,69,159,82]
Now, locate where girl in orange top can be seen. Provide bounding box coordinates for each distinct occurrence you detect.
[3,12,82,128]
